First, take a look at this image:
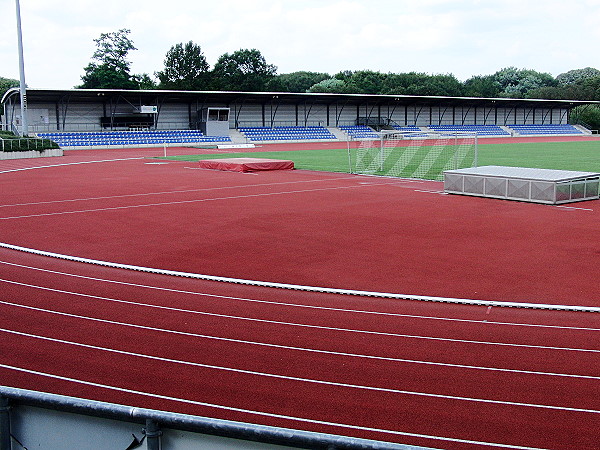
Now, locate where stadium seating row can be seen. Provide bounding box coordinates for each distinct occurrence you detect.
[506,124,583,135]
[37,124,587,147]
[238,126,336,141]
[339,125,380,139]
[37,130,231,147]
[429,125,510,136]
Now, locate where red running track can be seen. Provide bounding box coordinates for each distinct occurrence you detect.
[0,145,599,449]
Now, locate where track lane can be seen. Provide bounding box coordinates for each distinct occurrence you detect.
[1,150,600,449]
[1,251,599,450]
[1,326,599,450]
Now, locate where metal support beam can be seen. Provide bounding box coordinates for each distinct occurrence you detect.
[15,0,29,136]
[0,397,10,450]
[144,419,161,450]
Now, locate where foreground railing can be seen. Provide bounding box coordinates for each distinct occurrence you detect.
[0,386,424,450]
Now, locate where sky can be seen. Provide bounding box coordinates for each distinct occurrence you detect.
[1,0,600,89]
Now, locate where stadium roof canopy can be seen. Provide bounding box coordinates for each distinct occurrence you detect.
[3,87,599,109]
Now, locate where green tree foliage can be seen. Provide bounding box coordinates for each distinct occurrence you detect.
[0,77,20,114]
[380,72,464,96]
[0,76,19,98]
[266,71,330,92]
[156,41,210,90]
[463,75,501,98]
[79,29,139,89]
[132,73,158,90]
[306,78,347,93]
[212,49,277,91]
[344,71,388,94]
[556,67,600,86]
[493,67,556,98]
[571,104,600,130]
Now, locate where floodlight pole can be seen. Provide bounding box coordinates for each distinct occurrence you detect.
[15,0,29,137]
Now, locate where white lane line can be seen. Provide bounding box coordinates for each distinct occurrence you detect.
[0,184,365,220]
[0,176,359,209]
[1,260,598,333]
[414,189,445,194]
[0,365,551,450]
[3,328,599,412]
[1,289,598,354]
[1,323,598,380]
[556,205,595,212]
[0,157,145,174]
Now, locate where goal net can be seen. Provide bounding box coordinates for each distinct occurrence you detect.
[353,130,478,181]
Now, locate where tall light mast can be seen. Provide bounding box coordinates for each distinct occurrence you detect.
[15,0,29,136]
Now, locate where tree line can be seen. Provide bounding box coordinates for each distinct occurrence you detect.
[75,30,600,101]
[2,29,600,126]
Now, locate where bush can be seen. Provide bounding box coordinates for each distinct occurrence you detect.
[571,105,600,132]
[0,132,60,152]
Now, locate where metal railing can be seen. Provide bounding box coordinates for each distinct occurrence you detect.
[0,137,58,152]
[0,386,422,450]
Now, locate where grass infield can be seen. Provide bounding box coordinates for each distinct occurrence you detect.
[162,140,600,177]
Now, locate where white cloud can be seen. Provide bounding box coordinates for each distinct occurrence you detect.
[1,0,599,88]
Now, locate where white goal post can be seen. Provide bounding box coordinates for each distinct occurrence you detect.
[351,130,478,181]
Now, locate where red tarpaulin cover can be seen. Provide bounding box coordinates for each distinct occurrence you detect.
[198,158,294,172]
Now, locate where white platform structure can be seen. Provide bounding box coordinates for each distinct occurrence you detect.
[444,166,600,204]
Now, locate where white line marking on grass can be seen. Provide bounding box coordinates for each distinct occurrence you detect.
[1,287,598,354]
[0,363,583,449]
[1,260,598,333]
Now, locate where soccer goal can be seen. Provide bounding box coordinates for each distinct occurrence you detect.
[352,130,478,181]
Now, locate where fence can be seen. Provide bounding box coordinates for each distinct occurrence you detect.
[0,137,59,152]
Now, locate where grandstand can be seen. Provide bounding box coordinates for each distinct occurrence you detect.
[1,88,598,148]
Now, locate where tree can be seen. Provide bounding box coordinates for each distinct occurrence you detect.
[343,70,388,94]
[212,49,277,91]
[156,41,211,90]
[307,78,346,93]
[556,68,600,86]
[266,71,330,93]
[463,75,501,98]
[79,29,139,89]
[0,76,20,115]
[132,73,158,90]
[493,67,556,98]
[571,104,600,130]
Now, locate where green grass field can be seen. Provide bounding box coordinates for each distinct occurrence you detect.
[163,140,600,178]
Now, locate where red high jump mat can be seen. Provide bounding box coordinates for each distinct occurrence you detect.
[198,157,294,172]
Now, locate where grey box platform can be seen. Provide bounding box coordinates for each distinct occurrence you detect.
[444,166,600,204]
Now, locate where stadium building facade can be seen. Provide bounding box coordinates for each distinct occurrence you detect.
[2,88,597,135]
